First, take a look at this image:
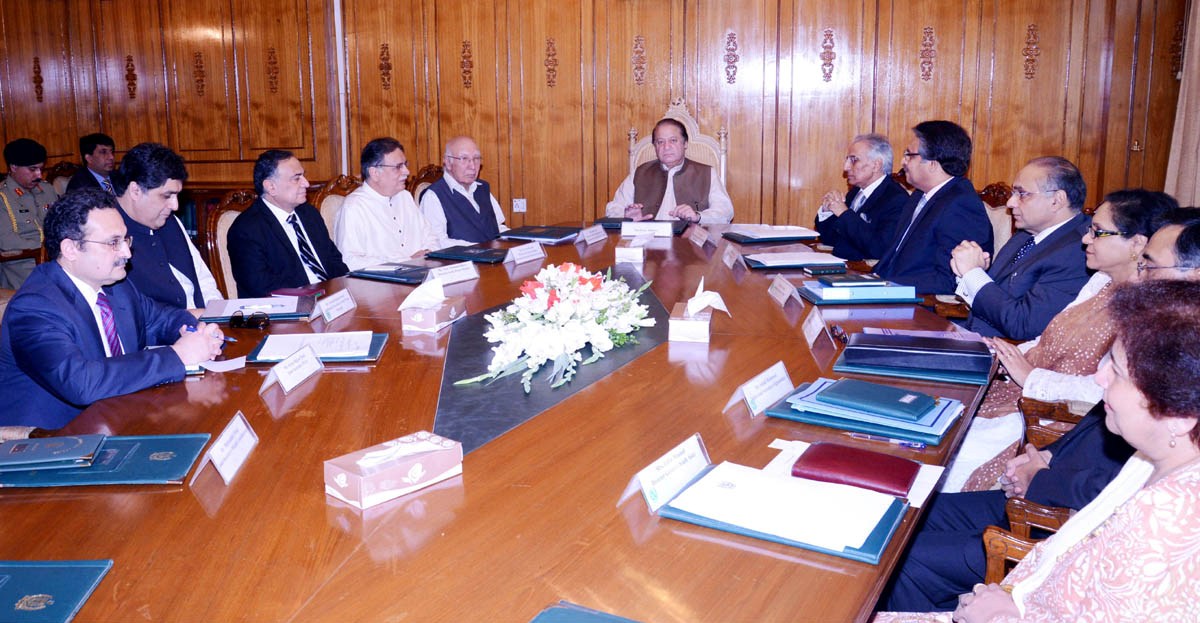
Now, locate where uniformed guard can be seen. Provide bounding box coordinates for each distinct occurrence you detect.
[1,138,59,289]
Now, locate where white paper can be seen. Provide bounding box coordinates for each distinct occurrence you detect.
[256,332,373,361]
[728,224,819,239]
[668,462,894,551]
[763,438,812,476]
[745,251,845,268]
[200,356,247,373]
[400,278,447,310]
[686,277,730,317]
[203,296,299,318]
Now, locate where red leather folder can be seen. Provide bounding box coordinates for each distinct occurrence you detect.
[791,442,920,497]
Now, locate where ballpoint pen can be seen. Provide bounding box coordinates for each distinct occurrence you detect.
[845,432,926,450]
[187,326,238,343]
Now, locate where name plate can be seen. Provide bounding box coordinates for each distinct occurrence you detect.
[427,261,479,285]
[801,306,830,347]
[615,238,648,264]
[189,411,259,486]
[687,224,710,246]
[725,360,794,416]
[635,433,711,513]
[315,288,356,324]
[722,243,744,269]
[576,224,607,245]
[260,345,324,394]
[504,241,546,265]
[768,274,798,307]
[621,221,673,238]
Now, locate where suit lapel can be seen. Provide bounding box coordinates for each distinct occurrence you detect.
[47,263,109,357]
[102,285,141,352]
[989,231,1033,278]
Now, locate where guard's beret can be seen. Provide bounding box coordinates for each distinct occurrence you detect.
[3,138,48,167]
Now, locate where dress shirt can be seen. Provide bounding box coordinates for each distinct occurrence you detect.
[955,216,1075,305]
[817,174,885,222]
[166,216,222,306]
[604,165,734,224]
[419,175,508,248]
[63,268,117,357]
[264,198,323,285]
[335,184,440,271]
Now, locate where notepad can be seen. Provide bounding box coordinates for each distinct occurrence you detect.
[253,331,374,361]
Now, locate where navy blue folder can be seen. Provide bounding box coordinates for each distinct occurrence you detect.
[0,559,112,622]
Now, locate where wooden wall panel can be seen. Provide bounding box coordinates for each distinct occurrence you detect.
[92,0,169,149]
[161,0,240,162]
[1121,0,1187,189]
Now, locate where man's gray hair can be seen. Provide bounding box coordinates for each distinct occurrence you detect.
[852,133,894,173]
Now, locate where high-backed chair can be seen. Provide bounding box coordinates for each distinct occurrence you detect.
[206,190,256,298]
[409,164,443,202]
[312,175,361,235]
[983,497,1072,583]
[44,161,80,197]
[628,99,728,186]
[979,182,1015,251]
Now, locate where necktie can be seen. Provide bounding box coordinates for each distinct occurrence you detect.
[1003,236,1036,272]
[96,292,124,356]
[101,178,115,195]
[287,213,329,280]
[851,191,867,213]
[893,193,929,252]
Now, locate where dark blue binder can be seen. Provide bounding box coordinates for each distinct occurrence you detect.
[0,559,112,622]
[0,435,209,487]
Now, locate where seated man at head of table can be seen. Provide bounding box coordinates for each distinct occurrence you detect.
[604,118,734,224]
[0,138,59,289]
[814,133,909,260]
[113,142,222,312]
[65,132,117,194]
[872,120,993,294]
[334,137,439,271]
[951,156,1092,341]
[418,136,509,249]
[228,149,349,298]
[0,188,226,432]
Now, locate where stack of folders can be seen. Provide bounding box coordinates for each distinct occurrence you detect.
[765,378,964,446]
[832,332,995,385]
[0,434,210,487]
[797,274,921,305]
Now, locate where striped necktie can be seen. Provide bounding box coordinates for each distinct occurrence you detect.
[100,178,115,195]
[96,292,124,356]
[287,213,329,280]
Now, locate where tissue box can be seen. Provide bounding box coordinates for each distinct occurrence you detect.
[668,302,711,343]
[615,239,645,264]
[401,295,466,333]
[324,431,463,509]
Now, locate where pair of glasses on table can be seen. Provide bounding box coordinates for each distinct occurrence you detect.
[229,310,270,329]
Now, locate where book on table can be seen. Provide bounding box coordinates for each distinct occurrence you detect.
[721,224,819,244]
[832,332,995,385]
[741,251,847,271]
[0,559,113,623]
[199,295,316,323]
[797,280,920,305]
[424,245,509,264]
[0,434,105,473]
[499,225,582,245]
[247,331,389,363]
[348,262,431,285]
[818,273,889,287]
[0,435,210,487]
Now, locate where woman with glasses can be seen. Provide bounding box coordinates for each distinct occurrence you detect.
[941,189,1177,492]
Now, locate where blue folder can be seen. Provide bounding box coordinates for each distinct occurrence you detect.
[0,559,112,622]
[529,601,641,623]
[0,435,210,487]
[832,352,992,386]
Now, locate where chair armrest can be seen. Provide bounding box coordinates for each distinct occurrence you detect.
[1019,397,1087,448]
[1004,497,1071,538]
[983,525,1037,584]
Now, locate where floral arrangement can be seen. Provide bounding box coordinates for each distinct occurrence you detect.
[456,263,656,393]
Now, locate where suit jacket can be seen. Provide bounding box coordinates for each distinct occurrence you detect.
[813,175,909,261]
[65,169,104,193]
[0,261,196,429]
[873,176,993,294]
[1025,403,1135,509]
[964,212,1092,340]
[227,199,349,298]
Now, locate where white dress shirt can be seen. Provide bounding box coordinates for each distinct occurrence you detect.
[604,164,734,224]
[163,216,222,306]
[334,183,440,271]
[418,174,508,249]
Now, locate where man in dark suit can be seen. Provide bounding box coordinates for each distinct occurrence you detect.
[953,157,1091,340]
[0,189,225,431]
[65,133,117,194]
[814,133,909,260]
[874,120,993,294]
[881,402,1134,612]
[227,149,348,297]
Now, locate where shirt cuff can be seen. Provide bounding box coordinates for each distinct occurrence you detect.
[957,267,992,306]
[816,210,833,222]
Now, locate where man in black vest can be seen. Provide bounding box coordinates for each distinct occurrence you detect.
[419,136,509,248]
[604,118,734,224]
[112,143,222,312]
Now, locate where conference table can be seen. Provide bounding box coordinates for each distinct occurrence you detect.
[1,227,989,622]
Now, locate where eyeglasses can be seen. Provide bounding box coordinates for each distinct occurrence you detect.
[1088,225,1128,239]
[830,324,849,344]
[446,155,482,164]
[375,162,408,170]
[76,236,133,251]
[1012,188,1058,201]
[1137,260,1198,274]
[229,310,270,329]
[901,150,922,160]
[844,155,860,165]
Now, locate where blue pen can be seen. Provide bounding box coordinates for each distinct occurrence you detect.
[846,432,926,450]
[187,326,238,343]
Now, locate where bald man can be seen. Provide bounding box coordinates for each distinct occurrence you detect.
[418,136,508,248]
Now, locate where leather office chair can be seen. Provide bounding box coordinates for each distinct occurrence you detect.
[312,175,361,235]
[410,164,443,202]
[628,98,728,187]
[983,497,1072,583]
[44,161,80,197]
[979,182,1015,251]
[206,190,256,298]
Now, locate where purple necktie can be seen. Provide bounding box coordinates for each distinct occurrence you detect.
[96,292,124,356]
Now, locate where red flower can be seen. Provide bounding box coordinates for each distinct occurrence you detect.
[520,280,543,297]
[547,289,560,308]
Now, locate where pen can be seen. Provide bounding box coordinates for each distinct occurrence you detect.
[187,326,238,343]
[845,432,926,450]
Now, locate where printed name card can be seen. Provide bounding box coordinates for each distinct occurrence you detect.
[722,243,744,269]
[504,241,546,265]
[687,224,710,246]
[621,221,673,238]
[313,288,356,324]
[189,411,259,486]
[634,433,711,513]
[801,306,830,348]
[575,224,607,246]
[259,345,324,395]
[768,274,798,307]
[725,360,794,416]
[427,261,479,286]
[615,237,649,264]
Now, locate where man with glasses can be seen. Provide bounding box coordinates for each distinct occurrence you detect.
[334,137,438,271]
[813,133,908,260]
[1138,208,1200,281]
[113,142,221,311]
[0,189,225,432]
[65,133,117,194]
[874,120,993,294]
[604,118,734,225]
[0,138,59,289]
[950,157,1092,340]
[419,136,509,248]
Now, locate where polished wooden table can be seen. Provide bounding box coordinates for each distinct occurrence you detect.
[1,229,987,622]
